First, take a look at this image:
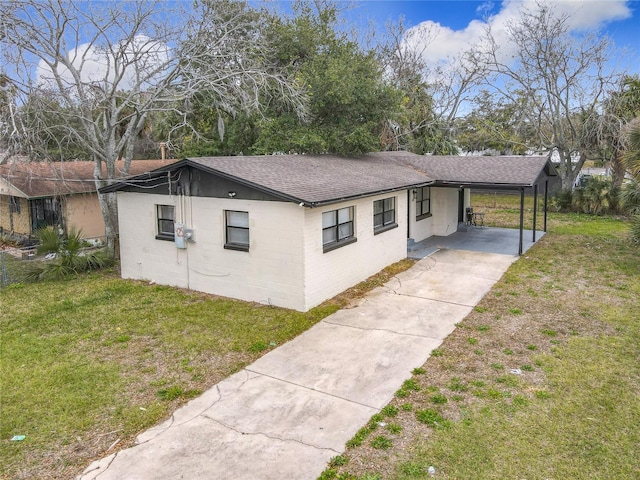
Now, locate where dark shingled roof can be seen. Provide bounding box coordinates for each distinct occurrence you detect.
[0,159,177,198]
[101,151,557,205]
[397,155,556,188]
[183,151,433,205]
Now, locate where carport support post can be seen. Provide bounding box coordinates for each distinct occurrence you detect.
[518,188,525,256]
[532,184,538,242]
[544,180,549,232]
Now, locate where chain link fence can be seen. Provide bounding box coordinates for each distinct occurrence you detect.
[0,245,38,287]
[1,236,107,288]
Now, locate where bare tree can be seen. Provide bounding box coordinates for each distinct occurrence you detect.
[470,1,618,190]
[377,19,486,153]
[1,0,306,252]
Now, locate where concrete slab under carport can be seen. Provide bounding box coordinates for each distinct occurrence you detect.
[408,226,546,258]
[80,248,517,480]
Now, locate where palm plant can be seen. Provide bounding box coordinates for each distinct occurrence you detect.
[26,227,113,281]
[621,120,640,243]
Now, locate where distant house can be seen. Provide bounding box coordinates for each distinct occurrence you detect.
[101,151,557,312]
[0,159,176,242]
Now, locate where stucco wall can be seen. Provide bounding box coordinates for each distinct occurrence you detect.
[65,193,106,238]
[0,195,31,235]
[302,192,408,311]
[117,192,306,310]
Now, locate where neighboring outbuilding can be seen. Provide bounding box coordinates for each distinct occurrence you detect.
[0,159,176,242]
[101,151,557,311]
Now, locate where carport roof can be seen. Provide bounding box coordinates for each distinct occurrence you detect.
[101,151,557,206]
[397,155,557,189]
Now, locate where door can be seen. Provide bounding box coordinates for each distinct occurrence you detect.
[458,189,465,223]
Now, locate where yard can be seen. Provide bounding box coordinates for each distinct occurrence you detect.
[324,193,640,479]
[1,193,638,480]
[0,249,410,479]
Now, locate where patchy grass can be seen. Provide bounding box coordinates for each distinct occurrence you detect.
[0,260,415,479]
[329,201,639,479]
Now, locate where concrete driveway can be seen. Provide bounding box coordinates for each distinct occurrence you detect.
[80,249,516,480]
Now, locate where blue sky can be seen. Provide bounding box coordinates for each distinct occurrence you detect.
[334,0,640,74]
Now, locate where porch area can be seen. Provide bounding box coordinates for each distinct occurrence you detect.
[408,227,546,259]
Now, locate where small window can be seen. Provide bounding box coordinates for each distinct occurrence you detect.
[9,196,21,214]
[225,210,249,251]
[373,197,397,234]
[322,206,356,252]
[156,205,175,240]
[416,187,431,220]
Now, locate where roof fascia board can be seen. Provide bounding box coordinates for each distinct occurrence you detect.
[433,181,531,189]
[0,178,30,199]
[308,182,435,208]
[98,160,191,194]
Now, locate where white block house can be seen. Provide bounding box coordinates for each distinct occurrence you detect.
[104,151,556,311]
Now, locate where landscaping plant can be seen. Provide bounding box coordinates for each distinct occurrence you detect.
[25,227,112,281]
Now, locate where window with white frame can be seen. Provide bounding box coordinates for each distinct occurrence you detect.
[322,206,355,252]
[416,187,431,220]
[156,205,175,240]
[225,210,249,251]
[373,197,397,234]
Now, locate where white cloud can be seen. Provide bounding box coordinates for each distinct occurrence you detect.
[37,35,172,93]
[476,1,495,16]
[404,0,632,66]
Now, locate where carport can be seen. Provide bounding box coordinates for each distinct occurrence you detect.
[408,226,545,258]
[401,155,558,256]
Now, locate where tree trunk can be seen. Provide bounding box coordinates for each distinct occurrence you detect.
[611,150,626,191]
[97,190,119,258]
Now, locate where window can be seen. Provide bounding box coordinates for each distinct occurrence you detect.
[30,198,61,231]
[373,197,397,234]
[225,210,249,251]
[156,205,175,240]
[416,187,431,220]
[322,206,356,252]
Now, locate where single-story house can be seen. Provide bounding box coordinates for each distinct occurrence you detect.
[0,159,176,242]
[101,151,557,312]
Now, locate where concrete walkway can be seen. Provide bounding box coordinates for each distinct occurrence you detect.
[80,249,516,480]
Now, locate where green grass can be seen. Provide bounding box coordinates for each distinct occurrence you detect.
[0,272,339,478]
[328,199,640,480]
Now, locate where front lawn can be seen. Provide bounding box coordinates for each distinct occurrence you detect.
[1,272,344,478]
[325,199,640,479]
[1,257,414,479]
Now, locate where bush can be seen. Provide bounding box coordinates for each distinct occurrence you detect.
[25,227,113,281]
[619,178,640,215]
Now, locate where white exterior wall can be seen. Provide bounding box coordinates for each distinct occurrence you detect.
[117,187,461,312]
[118,192,190,289]
[117,192,306,310]
[409,187,459,242]
[430,188,460,236]
[302,192,408,311]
